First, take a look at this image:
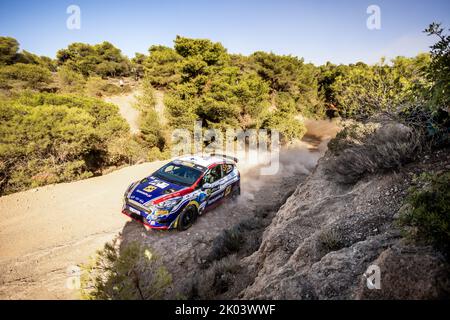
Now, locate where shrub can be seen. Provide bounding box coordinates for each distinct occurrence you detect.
[0,92,130,194]
[263,112,306,143]
[189,255,240,299]
[208,228,243,262]
[399,171,450,257]
[0,102,96,193]
[85,76,121,97]
[206,218,263,262]
[147,147,171,162]
[325,123,421,184]
[327,120,380,154]
[56,41,130,78]
[0,63,52,90]
[135,81,167,150]
[106,135,148,166]
[398,104,450,148]
[81,237,172,300]
[144,45,182,87]
[316,228,344,256]
[56,66,85,93]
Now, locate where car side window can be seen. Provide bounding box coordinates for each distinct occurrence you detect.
[204,165,223,184]
[222,164,233,176]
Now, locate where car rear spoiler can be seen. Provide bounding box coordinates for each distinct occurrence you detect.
[210,153,238,163]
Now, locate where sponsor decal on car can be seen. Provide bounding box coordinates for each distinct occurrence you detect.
[128,206,141,215]
[143,185,157,193]
[149,180,170,189]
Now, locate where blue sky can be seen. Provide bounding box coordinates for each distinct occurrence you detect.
[0,0,449,65]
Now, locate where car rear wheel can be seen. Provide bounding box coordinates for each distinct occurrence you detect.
[231,185,241,198]
[177,205,198,231]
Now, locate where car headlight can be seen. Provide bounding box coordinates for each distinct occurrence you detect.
[155,197,182,209]
[124,181,137,197]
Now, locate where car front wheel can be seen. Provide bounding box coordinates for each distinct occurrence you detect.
[177,205,198,231]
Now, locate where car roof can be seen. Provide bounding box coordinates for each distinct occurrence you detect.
[176,155,235,168]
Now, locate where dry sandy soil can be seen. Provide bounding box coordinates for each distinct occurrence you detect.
[104,93,141,134]
[0,114,339,299]
[0,161,166,299]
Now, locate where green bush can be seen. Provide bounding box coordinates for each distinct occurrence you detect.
[0,63,52,90]
[144,36,324,135]
[263,112,306,143]
[56,66,85,93]
[399,171,450,257]
[106,135,148,165]
[329,55,431,118]
[135,81,167,151]
[81,237,172,300]
[85,76,122,97]
[0,92,130,194]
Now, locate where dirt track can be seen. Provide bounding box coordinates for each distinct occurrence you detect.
[104,93,141,134]
[0,120,339,300]
[0,161,168,299]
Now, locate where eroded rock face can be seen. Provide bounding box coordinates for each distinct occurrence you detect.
[241,155,450,300]
[355,243,450,299]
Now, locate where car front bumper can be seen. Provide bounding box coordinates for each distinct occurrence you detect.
[121,203,171,230]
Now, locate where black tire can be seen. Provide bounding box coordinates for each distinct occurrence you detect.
[231,185,241,198]
[177,205,198,231]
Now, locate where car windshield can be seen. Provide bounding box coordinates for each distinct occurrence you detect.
[153,162,203,186]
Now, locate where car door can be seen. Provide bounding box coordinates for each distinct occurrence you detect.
[220,163,236,197]
[203,164,226,207]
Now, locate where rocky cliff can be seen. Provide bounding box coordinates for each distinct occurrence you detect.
[240,148,450,299]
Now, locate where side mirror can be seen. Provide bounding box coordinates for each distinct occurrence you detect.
[202,183,212,190]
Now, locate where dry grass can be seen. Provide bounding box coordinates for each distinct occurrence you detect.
[187,255,241,299]
[317,228,344,255]
[206,218,263,262]
[326,123,421,184]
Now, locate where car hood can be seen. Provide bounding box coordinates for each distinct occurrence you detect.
[128,175,185,206]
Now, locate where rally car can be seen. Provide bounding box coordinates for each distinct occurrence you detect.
[122,154,240,231]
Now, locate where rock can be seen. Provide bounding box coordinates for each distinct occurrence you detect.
[239,156,450,300]
[355,244,450,299]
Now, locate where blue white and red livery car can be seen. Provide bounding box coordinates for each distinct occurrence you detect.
[122,154,240,231]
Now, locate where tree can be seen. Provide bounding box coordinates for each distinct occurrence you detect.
[263,93,307,142]
[144,45,182,87]
[329,57,431,118]
[0,37,19,65]
[56,41,130,77]
[135,80,166,149]
[250,51,322,115]
[174,36,228,66]
[131,52,146,80]
[424,23,450,109]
